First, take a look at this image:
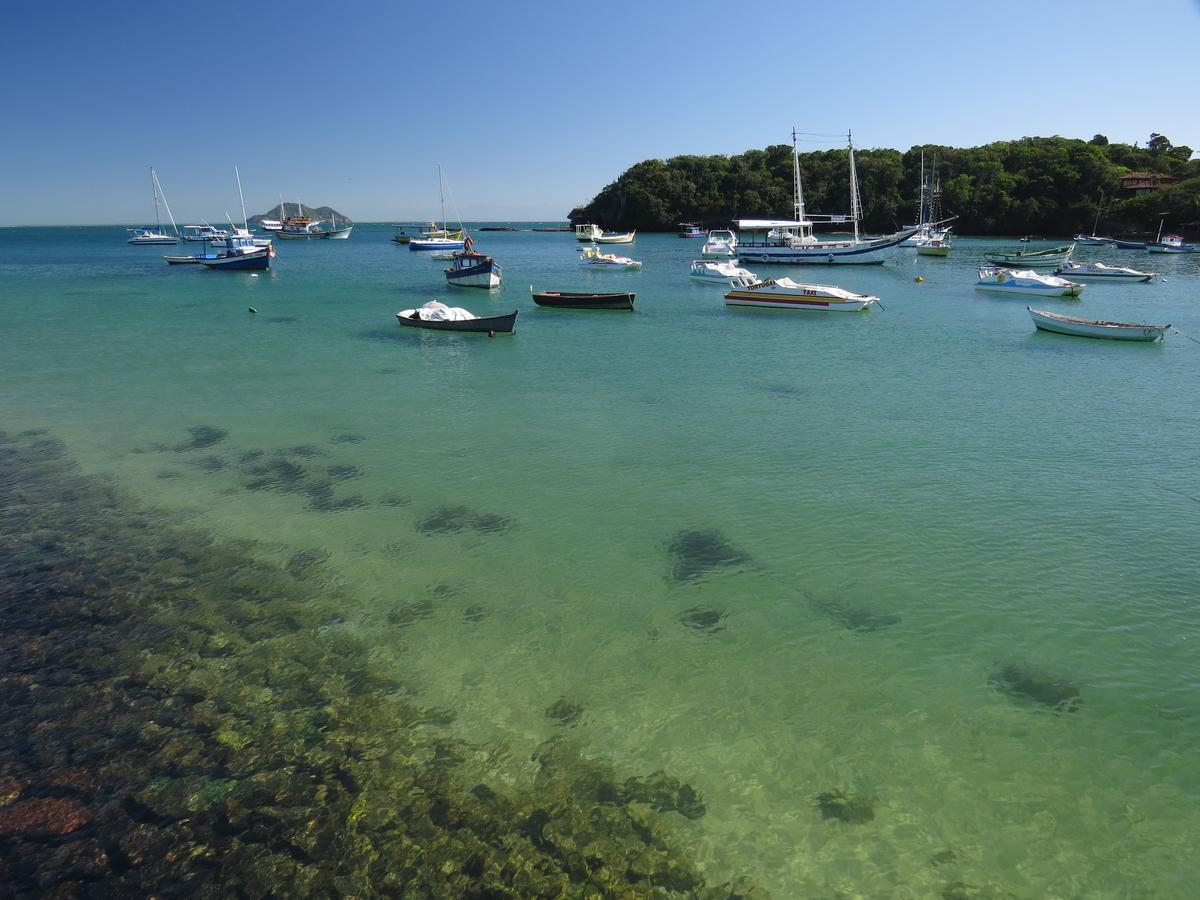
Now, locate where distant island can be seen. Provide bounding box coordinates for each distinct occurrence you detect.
[569,133,1198,238]
[247,203,351,228]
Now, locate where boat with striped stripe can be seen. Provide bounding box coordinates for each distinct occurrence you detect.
[724,278,879,311]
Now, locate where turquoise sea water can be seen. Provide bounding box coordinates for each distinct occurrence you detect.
[3,225,1200,895]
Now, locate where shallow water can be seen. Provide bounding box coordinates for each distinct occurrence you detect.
[3,225,1199,895]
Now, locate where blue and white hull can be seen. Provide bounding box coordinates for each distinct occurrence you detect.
[445,254,502,288]
[736,228,918,265]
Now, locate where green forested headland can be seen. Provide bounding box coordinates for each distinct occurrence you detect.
[569,134,1199,237]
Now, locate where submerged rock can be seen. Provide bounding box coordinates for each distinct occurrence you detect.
[989,664,1082,712]
[814,598,902,632]
[815,789,875,824]
[175,425,228,452]
[416,505,513,535]
[379,493,412,508]
[621,772,706,820]
[666,528,753,583]
[0,797,93,837]
[678,607,726,634]
[546,698,584,726]
[331,433,366,444]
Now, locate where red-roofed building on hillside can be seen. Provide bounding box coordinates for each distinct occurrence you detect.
[1118,172,1178,196]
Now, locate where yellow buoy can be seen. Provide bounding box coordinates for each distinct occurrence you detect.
[914,275,924,283]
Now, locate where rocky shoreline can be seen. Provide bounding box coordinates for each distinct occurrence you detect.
[0,428,764,898]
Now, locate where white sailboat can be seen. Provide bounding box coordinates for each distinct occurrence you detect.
[409,164,466,251]
[735,130,918,264]
[128,167,180,244]
[1074,192,1112,245]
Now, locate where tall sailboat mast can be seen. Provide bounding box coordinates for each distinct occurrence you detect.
[848,131,861,244]
[235,166,249,231]
[151,167,162,232]
[791,128,806,224]
[437,163,447,231]
[918,151,927,228]
[151,167,180,238]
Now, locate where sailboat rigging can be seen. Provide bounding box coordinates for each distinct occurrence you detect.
[128,167,180,244]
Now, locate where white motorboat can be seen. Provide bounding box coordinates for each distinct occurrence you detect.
[723,277,879,311]
[1028,307,1169,341]
[975,267,1083,298]
[701,229,737,258]
[127,167,180,244]
[575,223,603,242]
[1055,261,1156,283]
[579,246,642,270]
[735,130,917,264]
[593,230,636,244]
[689,260,758,287]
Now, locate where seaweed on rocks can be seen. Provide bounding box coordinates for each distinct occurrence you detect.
[326,464,362,482]
[463,605,487,624]
[330,433,366,444]
[0,428,762,897]
[666,528,754,583]
[988,663,1082,713]
[379,493,412,508]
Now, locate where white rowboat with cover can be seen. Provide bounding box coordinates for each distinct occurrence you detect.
[689,259,758,287]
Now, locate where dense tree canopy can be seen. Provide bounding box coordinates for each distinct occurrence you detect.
[570,134,1199,237]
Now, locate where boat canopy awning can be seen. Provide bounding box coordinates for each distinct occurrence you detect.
[734,219,812,230]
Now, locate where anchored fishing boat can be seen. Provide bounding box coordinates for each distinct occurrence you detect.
[724,278,879,311]
[1028,307,1169,341]
[575,224,603,242]
[199,235,274,270]
[678,223,705,238]
[985,243,1075,268]
[689,259,758,287]
[1147,234,1195,254]
[975,267,1083,297]
[735,130,917,264]
[444,241,502,289]
[1055,261,1156,283]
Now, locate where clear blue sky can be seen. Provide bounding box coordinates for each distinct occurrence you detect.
[3,0,1198,225]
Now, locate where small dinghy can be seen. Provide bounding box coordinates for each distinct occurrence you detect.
[396,300,517,333]
[1055,261,1156,283]
[530,289,635,310]
[723,278,879,311]
[1028,307,1169,341]
[689,259,758,287]
[975,267,1083,298]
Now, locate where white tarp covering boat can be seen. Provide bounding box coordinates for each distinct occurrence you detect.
[397,300,477,322]
[724,277,879,311]
[1055,261,1156,283]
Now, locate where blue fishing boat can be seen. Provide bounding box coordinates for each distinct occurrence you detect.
[199,235,274,270]
[444,240,501,288]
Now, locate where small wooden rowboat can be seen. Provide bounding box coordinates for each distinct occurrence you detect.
[530,289,635,310]
[396,304,518,334]
[1027,307,1169,341]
